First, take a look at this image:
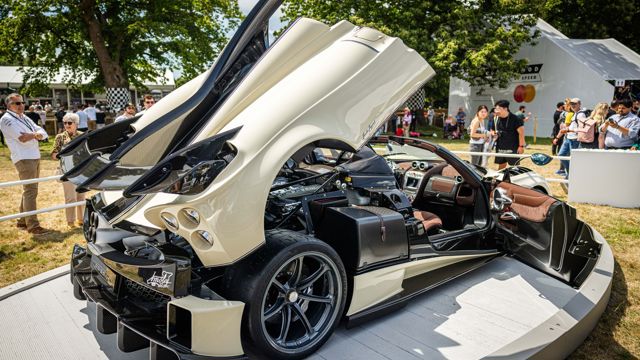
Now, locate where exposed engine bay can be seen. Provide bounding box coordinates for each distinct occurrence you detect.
[261,143,491,265]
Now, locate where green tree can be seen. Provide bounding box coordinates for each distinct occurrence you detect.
[281,0,539,100]
[533,0,640,54]
[0,0,242,91]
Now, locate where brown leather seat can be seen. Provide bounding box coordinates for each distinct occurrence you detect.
[413,210,443,233]
[495,182,556,222]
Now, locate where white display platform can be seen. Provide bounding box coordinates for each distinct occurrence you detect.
[569,149,640,208]
[0,240,613,360]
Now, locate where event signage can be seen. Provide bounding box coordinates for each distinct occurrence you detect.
[519,64,543,83]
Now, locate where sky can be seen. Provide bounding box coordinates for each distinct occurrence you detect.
[174,0,284,80]
[237,0,286,37]
[238,0,258,14]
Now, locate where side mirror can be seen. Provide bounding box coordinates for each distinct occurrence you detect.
[492,187,513,212]
[530,153,553,166]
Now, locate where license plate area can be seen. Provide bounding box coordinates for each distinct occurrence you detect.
[90,256,118,289]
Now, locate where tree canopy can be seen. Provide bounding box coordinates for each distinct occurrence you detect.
[281,0,540,100]
[532,0,640,55]
[2,0,637,101]
[0,0,242,92]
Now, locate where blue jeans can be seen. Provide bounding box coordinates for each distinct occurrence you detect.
[558,138,579,175]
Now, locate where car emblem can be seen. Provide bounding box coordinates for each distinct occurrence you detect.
[146,270,173,289]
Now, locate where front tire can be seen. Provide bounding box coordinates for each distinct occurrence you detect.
[223,230,347,359]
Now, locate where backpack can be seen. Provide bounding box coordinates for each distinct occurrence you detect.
[577,118,597,143]
[578,109,592,118]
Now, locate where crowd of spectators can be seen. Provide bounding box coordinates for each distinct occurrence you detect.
[1,88,638,234]
[0,93,157,235]
[551,97,640,178]
[453,96,640,180]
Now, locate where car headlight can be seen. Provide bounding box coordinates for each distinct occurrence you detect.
[123,127,240,197]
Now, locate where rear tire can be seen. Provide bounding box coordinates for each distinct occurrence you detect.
[223,230,347,359]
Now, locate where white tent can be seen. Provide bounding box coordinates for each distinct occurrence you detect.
[448,19,640,137]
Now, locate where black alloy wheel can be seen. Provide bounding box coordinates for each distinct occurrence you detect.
[261,251,341,354]
[223,230,347,359]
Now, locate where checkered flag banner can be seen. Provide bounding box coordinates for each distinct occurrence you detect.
[106,87,131,112]
[403,88,425,110]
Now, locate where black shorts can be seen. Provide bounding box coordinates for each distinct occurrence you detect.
[494,148,518,165]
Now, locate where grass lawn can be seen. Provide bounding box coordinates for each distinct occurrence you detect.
[0,127,637,358]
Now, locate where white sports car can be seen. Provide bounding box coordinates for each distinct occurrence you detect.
[61,1,609,359]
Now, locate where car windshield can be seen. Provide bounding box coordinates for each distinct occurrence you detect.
[376,140,442,162]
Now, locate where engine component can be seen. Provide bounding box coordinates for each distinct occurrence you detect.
[315,206,408,271]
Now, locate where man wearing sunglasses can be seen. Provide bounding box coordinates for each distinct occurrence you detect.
[0,93,51,235]
[142,94,155,111]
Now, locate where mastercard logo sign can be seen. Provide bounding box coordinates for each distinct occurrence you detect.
[513,84,536,103]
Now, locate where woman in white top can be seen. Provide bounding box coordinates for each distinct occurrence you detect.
[468,105,489,166]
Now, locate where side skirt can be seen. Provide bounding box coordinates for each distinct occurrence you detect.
[345,254,498,328]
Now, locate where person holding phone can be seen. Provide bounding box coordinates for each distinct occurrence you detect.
[600,99,640,150]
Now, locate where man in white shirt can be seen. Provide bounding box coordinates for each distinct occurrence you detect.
[0,93,51,235]
[84,102,97,130]
[76,105,89,132]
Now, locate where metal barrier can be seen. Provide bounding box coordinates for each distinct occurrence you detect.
[451,151,569,184]
[0,175,62,189]
[0,175,80,223]
[451,151,570,161]
[0,202,85,223]
[0,150,569,222]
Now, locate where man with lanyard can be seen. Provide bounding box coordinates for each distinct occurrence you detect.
[0,93,51,235]
[600,99,640,150]
[493,100,525,170]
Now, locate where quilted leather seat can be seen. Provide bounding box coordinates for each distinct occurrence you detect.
[413,210,443,233]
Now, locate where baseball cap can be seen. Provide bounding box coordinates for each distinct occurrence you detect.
[570,97,581,103]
